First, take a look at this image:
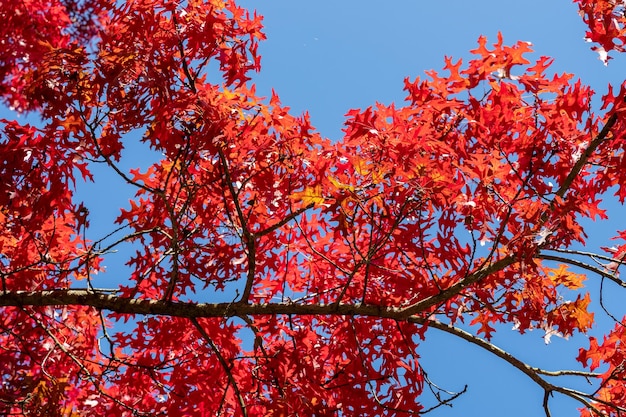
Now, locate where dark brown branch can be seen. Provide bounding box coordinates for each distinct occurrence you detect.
[0,289,613,414]
[553,112,618,201]
[214,146,256,303]
[548,247,621,263]
[190,318,247,417]
[0,290,406,319]
[418,318,551,389]
[255,203,313,238]
[23,308,144,415]
[537,253,626,287]
[398,256,517,318]
[0,259,514,322]
[415,318,606,416]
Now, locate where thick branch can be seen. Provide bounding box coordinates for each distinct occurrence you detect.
[0,290,407,319]
[1,256,514,322]
[2,290,611,414]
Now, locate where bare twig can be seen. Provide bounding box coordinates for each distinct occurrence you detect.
[415,317,609,416]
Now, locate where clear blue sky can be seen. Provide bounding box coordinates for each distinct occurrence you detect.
[236,1,626,415]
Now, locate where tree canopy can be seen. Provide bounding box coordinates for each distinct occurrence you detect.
[2,0,626,415]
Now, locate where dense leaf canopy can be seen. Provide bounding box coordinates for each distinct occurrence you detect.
[2,0,626,415]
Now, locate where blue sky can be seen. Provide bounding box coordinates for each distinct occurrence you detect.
[236,1,626,415]
[238,1,625,139]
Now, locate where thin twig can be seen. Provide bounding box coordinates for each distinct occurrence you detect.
[190,318,248,417]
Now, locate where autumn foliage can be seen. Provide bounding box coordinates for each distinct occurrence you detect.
[2,0,626,415]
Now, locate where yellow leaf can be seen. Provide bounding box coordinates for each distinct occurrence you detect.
[59,114,83,134]
[162,159,181,174]
[328,175,354,192]
[598,387,613,403]
[349,157,388,184]
[429,171,445,183]
[290,185,326,207]
[222,87,238,101]
[352,156,371,176]
[371,166,387,184]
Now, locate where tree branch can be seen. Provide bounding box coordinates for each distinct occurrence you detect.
[398,256,517,318]
[537,252,626,287]
[414,317,607,416]
[553,112,618,201]
[0,290,406,319]
[190,318,247,417]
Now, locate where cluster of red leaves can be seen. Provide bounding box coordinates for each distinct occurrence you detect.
[1,1,106,413]
[577,321,626,416]
[575,0,626,63]
[1,0,626,416]
[576,230,626,416]
[299,32,612,335]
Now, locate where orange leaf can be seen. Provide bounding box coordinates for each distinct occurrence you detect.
[547,264,586,289]
[290,185,326,207]
[328,175,354,192]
